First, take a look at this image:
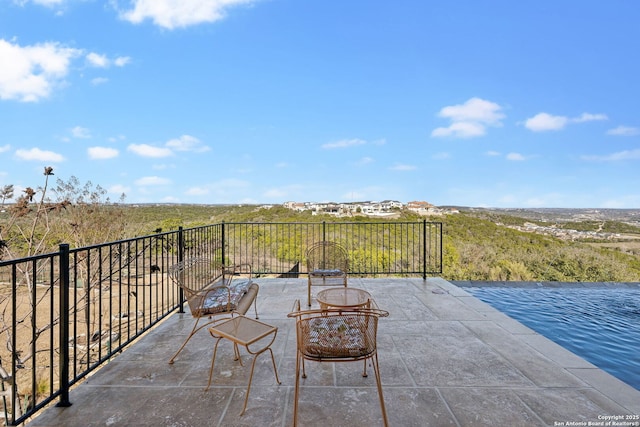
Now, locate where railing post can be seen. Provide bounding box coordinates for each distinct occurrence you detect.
[422,220,427,280]
[221,221,226,266]
[439,222,443,274]
[178,226,184,264]
[56,244,72,408]
[177,227,185,313]
[322,221,326,242]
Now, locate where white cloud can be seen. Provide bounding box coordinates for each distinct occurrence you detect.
[524,113,569,132]
[389,163,416,171]
[15,147,64,162]
[431,121,486,138]
[432,152,450,160]
[71,126,91,138]
[88,146,119,159]
[165,135,210,152]
[497,194,518,205]
[572,113,608,123]
[86,52,131,69]
[522,193,565,208]
[0,144,10,153]
[607,126,640,136]
[601,195,640,209]
[356,156,374,165]
[431,97,504,139]
[581,149,640,162]
[199,178,251,199]
[135,176,171,186]
[91,77,109,85]
[438,97,505,124]
[486,151,501,156]
[108,184,130,195]
[33,0,64,5]
[15,0,66,7]
[261,184,303,200]
[181,179,253,200]
[506,152,526,161]
[213,178,250,189]
[86,52,109,68]
[108,134,126,142]
[322,138,367,149]
[0,38,81,102]
[186,186,210,196]
[119,0,258,30]
[152,163,176,170]
[525,112,608,132]
[127,143,173,158]
[114,56,131,67]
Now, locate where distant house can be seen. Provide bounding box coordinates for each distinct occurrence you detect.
[283,199,446,217]
[283,201,306,211]
[380,200,403,210]
[406,201,432,213]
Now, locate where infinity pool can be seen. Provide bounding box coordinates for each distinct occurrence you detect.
[464,285,640,391]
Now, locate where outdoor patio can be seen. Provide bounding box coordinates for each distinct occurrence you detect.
[27,277,640,427]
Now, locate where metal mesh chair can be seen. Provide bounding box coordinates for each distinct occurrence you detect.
[305,241,348,306]
[287,300,389,426]
[167,258,259,364]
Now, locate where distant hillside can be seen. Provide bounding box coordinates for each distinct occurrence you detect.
[441,210,640,282]
[124,204,640,283]
[457,206,640,225]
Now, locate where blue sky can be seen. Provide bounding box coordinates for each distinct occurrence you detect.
[1,0,639,208]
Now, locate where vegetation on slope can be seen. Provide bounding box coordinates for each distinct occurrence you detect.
[442,212,640,282]
[2,171,639,282]
[124,204,640,282]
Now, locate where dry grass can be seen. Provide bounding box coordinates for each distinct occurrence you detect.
[1,273,175,419]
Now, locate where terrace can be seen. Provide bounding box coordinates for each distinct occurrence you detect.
[26,277,640,426]
[1,221,638,425]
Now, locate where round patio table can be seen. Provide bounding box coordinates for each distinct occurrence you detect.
[316,287,373,309]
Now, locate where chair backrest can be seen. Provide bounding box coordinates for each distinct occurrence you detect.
[305,241,349,272]
[168,258,227,309]
[168,258,225,291]
[288,302,389,361]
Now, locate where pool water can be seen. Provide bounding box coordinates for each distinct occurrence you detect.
[465,286,640,391]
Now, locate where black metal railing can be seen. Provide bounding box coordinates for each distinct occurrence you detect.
[0,220,441,425]
[220,220,442,277]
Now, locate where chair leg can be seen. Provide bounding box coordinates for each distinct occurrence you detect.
[168,317,203,364]
[252,295,259,319]
[240,347,282,416]
[371,354,389,427]
[241,352,258,415]
[266,347,282,386]
[233,343,242,364]
[205,337,224,390]
[169,316,225,364]
[293,352,302,426]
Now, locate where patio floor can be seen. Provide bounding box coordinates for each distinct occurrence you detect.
[27,277,640,427]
